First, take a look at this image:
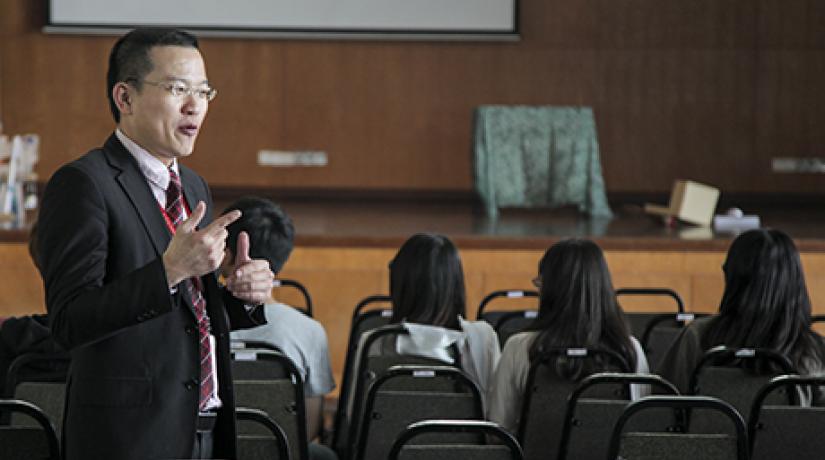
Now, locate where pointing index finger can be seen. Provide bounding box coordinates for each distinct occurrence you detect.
[204,209,241,234]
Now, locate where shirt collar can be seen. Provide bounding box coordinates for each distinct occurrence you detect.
[115,128,179,190]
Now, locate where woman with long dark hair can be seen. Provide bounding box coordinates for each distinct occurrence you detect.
[345,233,500,420]
[487,238,648,433]
[659,229,825,395]
[388,232,467,329]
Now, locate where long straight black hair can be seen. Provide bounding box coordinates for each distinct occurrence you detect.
[389,233,466,330]
[527,239,637,372]
[704,228,825,373]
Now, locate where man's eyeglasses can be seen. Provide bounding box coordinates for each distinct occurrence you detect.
[134,79,218,102]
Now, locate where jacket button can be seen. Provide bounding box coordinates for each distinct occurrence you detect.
[184,377,198,390]
[185,326,195,335]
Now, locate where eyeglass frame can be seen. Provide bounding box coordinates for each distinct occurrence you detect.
[126,78,218,102]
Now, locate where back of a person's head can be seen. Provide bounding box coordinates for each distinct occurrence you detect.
[389,233,466,330]
[222,197,294,274]
[708,228,823,370]
[529,239,636,372]
[107,28,199,123]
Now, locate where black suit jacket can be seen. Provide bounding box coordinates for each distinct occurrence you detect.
[37,134,262,459]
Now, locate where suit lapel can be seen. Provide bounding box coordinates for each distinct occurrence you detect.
[104,135,172,257]
[103,134,198,319]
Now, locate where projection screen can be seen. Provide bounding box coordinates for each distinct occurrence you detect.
[46,0,519,41]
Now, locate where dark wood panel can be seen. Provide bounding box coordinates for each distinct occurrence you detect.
[757,0,825,48]
[755,49,825,193]
[595,0,756,49]
[3,0,825,196]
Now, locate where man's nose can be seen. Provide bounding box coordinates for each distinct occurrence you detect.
[181,94,204,115]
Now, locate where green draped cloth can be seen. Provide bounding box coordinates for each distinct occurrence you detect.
[474,106,612,219]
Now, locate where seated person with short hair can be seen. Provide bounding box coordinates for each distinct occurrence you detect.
[223,197,336,458]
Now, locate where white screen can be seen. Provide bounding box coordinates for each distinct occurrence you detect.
[49,0,518,37]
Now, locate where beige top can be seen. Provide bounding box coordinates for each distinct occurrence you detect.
[486,331,649,434]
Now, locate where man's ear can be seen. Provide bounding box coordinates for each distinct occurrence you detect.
[113,83,132,115]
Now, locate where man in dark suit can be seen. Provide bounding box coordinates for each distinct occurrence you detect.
[36,28,274,459]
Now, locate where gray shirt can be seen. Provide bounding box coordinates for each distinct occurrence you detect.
[231,302,336,397]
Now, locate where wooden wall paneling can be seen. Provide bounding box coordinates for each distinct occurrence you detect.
[671,49,756,191]
[596,49,684,192]
[801,254,825,315]
[754,49,825,193]
[756,0,825,48]
[281,41,478,191]
[689,274,725,313]
[4,0,825,195]
[193,39,287,188]
[0,244,45,316]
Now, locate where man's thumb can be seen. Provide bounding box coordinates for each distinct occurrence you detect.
[235,231,252,265]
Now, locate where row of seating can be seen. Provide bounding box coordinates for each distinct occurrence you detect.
[3,283,825,459]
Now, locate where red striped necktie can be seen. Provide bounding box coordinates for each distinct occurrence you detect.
[166,168,215,411]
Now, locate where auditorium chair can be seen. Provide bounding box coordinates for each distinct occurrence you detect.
[3,352,70,435]
[388,420,523,460]
[230,342,308,460]
[748,374,825,460]
[516,348,630,460]
[556,373,679,460]
[476,289,539,328]
[607,396,748,460]
[615,287,685,338]
[332,294,392,453]
[0,399,60,460]
[236,407,292,460]
[351,366,483,460]
[492,310,539,347]
[337,324,463,459]
[640,312,709,373]
[272,278,314,317]
[689,346,796,434]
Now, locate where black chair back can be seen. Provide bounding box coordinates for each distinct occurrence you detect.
[689,346,796,434]
[476,290,539,328]
[557,373,679,460]
[607,396,748,460]
[748,374,825,460]
[389,420,523,460]
[231,345,308,460]
[236,407,292,460]
[4,352,70,435]
[493,310,538,347]
[640,312,709,373]
[0,399,60,460]
[517,348,630,460]
[332,295,392,454]
[616,287,685,338]
[353,366,484,460]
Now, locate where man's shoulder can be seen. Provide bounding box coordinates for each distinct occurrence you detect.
[266,303,324,331]
[54,135,123,177]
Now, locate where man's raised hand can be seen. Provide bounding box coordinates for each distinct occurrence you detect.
[225,231,274,304]
[163,201,241,287]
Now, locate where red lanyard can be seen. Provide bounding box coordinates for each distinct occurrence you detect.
[158,197,192,234]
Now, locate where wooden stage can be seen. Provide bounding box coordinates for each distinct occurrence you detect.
[3,196,825,380]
